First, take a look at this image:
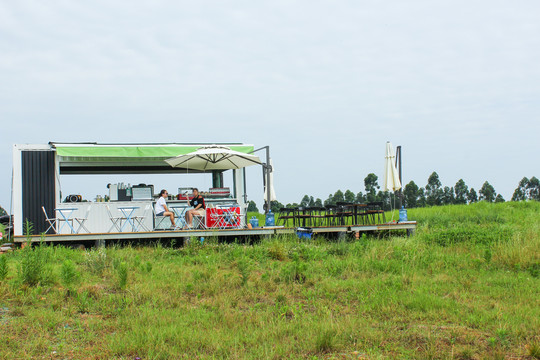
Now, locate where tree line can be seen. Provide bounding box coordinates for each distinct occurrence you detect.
[247,172,539,212]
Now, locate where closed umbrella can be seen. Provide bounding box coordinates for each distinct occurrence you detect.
[384,141,402,192]
[164,145,262,170]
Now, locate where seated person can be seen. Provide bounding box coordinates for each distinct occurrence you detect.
[155,189,176,228]
[185,188,205,228]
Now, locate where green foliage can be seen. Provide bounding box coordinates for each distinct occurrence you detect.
[0,202,539,359]
[60,259,80,289]
[0,255,8,280]
[454,179,469,204]
[315,328,336,353]
[479,181,496,202]
[403,180,419,208]
[116,261,128,290]
[84,247,107,276]
[364,173,380,203]
[236,257,251,286]
[19,235,53,287]
[246,200,259,212]
[468,187,478,203]
[426,171,443,206]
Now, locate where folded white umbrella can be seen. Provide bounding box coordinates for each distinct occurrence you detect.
[383,141,402,192]
[164,145,262,170]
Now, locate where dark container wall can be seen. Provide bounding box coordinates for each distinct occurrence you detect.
[22,151,56,234]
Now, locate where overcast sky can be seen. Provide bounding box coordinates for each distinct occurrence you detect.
[1,0,539,210]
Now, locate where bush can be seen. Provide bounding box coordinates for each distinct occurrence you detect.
[116,261,128,290]
[61,259,80,290]
[0,255,8,280]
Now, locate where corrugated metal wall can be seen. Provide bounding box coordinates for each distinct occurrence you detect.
[22,151,55,234]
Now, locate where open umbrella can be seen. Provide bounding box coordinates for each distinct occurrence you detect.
[164,145,262,170]
[383,141,402,192]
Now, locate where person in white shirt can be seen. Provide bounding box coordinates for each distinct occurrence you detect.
[155,189,176,228]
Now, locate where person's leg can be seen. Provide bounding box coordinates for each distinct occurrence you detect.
[185,210,193,227]
[162,211,175,227]
[164,211,175,226]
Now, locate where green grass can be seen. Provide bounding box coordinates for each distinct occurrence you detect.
[0,201,539,359]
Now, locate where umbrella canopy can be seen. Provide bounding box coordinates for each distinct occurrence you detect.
[164,145,262,170]
[383,142,402,192]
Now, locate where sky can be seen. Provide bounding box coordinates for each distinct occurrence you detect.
[1,0,539,211]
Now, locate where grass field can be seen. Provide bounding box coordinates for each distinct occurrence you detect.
[0,201,539,359]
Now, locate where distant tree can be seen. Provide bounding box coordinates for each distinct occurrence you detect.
[355,191,366,204]
[314,198,323,207]
[495,194,505,203]
[454,179,469,205]
[344,190,355,203]
[0,206,6,216]
[403,181,419,208]
[324,193,334,206]
[308,196,315,207]
[300,195,310,207]
[417,187,427,207]
[377,191,392,211]
[286,203,299,209]
[333,190,345,204]
[270,200,283,213]
[425,171,443,206]
[479,181,496,202]
[247,201,259,212]
[442,186,455,205]
[512,177,529,201]
[364,173,380,203]
[527,176,540,201]
[468,188,478,203]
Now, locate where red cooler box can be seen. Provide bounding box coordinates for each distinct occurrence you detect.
[206,207,241,228]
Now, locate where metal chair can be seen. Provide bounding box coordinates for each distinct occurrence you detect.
[132,204,151,232]
[336,202,354,226]
[106,205,124,232]
[323,205,338,226]
[366,202,386,224]
[309,207,326,227]
[295,207,313,228]
[277,208,295,227]
[152,205,169,230]
[73,205,92,234]
[41,206,58,233]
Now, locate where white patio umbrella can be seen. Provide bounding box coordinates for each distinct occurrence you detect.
[383,141,402,192]
[164,145,262,170]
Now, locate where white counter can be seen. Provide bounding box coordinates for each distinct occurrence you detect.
[55,199,245,234]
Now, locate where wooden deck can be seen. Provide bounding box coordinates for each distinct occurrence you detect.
[14,221,417,243]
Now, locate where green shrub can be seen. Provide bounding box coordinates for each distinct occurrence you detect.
[236,257,251,286]
[116,261,128,290]
[84,247,108,276]
[0,255,8,280]
[60,259,80,290]
[315,328,336,353]
[19,223,53,287]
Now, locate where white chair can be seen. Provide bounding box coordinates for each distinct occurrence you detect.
[73,205,91,234]
[106,205,124,232]
[42,206,57,233]
[132,204,151,232]
[153,205,169,230]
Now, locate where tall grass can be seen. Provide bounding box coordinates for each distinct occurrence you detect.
[0,202,538,359]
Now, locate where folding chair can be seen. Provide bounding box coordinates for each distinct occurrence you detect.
[73,205,91,234]
[42,206,57,233]
[106,205,124,232]
[131,204,151,232]
[153,205,169,230]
